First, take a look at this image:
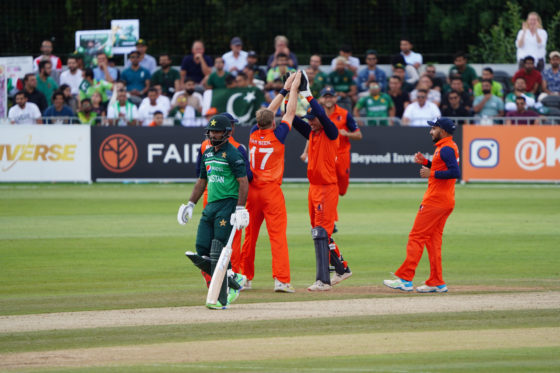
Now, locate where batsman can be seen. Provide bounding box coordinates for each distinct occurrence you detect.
[177,114,250,309]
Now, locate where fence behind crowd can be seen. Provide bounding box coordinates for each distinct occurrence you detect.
[1,124,559,183]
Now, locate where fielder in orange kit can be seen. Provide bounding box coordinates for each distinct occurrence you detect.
[239,72,301,292]
[292,75,352,291]
[384,117,460,293]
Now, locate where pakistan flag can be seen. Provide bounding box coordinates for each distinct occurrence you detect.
[209,87,265,125]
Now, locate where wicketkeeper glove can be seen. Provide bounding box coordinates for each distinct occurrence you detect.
[177,201,195,225]
[230,206,250,230]
[299,70,312,98]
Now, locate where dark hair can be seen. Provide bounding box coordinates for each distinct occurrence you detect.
[453,51,467,60]
[515,76,527,82]
[81,98,92,105]
[417,88,428,94]
[67,56,77,63]
[481,79,493,85]
[23,73,35,83]
[184,77,196,84]
[448,90,460,98]
[52,91,64,101]
[59,83,70,92]
[225,75,236,85]
[96,51,107,57]
[389,75,402,82]
[450,76,463,83]
[147,87,158,94]
[400,37,412,43]
[153,110,164,116]
[483,67,494,74]
[128,51,140,57]
[236,71,248,80]
[15,90,26,98]
[159,53,170,59]
[515,95,526,101]
[84,68,94,79]
[38,60,51,71]
[524,55,535,63]
[276,53,288,60]
[340,44,352,53]
[391,54,406,66]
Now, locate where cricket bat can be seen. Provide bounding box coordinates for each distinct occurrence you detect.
[206,224,238,305]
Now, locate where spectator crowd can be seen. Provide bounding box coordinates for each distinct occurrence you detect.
[7,11,560,126]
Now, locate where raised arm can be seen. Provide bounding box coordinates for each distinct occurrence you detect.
[281,71,302,125]
[268,72,295,113]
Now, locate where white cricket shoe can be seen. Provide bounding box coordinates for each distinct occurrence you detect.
[307,280,332,292]
[331,270,352,286]
[416,284,448,293]
[240,280,252,291]
[274,278,295,293]
[383,277,413,291]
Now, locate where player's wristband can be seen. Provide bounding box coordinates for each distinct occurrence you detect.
[422,159,429,166]
[279,88,288,97]
[236,205,245,210]
[306,96,314,102]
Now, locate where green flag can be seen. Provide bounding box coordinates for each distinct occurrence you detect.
[210,87,265,126]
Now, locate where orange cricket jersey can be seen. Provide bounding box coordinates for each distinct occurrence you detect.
[307,128,339,185]
[329,105,352,154]
[248,121,290,187]
[422,136,460,209]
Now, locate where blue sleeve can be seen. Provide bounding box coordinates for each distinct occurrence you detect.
[346,112,358,132]
[378,70,388,92]
[435,146,461,179]
[273,122,290,144]
[237,144,253,182]
[356,69,368,92]
[195,149,202,177]
[309,98,338,140]
[292,116,311,139]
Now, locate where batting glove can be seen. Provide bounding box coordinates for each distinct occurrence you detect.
[230,206,250,229]
[177,202,195,225]
[299,70,312,98]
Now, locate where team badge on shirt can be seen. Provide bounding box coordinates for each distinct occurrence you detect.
[206,165,212,174]
[219,219,227,227]
[222,152,227,158]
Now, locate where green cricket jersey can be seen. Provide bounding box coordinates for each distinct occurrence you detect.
[199,141,246,203]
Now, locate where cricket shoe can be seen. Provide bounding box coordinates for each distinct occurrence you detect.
[331,269,352,286]
[241,280,252,291]
[206,301,228,310]
[227,287,241,304]
[307,280,332,292]
[274,278,295,293]
[416,284,448,293]
[229,271,247,290]
[383,276,413,291]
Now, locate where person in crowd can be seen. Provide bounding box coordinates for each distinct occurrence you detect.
[180,40,213,86]
[125,39,157,74]
[516,12,547,71]
[473,67,503,98]
[8,91,42,124]
[391,54,419,86]
[235,71,250,88]
[306,54,328,97]
[36,60,58,106]
[33,40,62,72]
[388,75,410,119]
[541,51,560,99]
[222,37,247,76]
[353,82,395,126]
[107,88,139,126]
[60,84,78,114]
[266,53,296,89]
[328,57,357,111]
[225,74,237,89]
[512,56,543,95]
[171,78,203,113]
[505,96,540,125]
[392,63,415,93]
[93,52,117,83]
[330,44,359,75]
[43,91,74,124]
[90,91,106,118]
[138,87,169,126]
[473,79,505,122]
[140,84,171,113]
[402,88,441,126]
[267,35,298,69]
[243,64,264,90]
[410,75,441,107]
[151,53,181,98]
[204,56,229,89]
[442,76,472,112]
[505,77,536,111]
[59,56,83,96]
[78,68,113,103]
[449,51,478,91]
[357,49,387,93]
[168,93,199,126]
[121,50,151,105]
[400,38,423,70]
[247,51,267,82]
[77,98,98,125]
[265,78,284,109]
[441,90,472,123]
[424,64,444,91]
[23,73,48,113]
[148,110,165,127]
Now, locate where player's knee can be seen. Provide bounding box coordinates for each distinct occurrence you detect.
[311,226,328,240]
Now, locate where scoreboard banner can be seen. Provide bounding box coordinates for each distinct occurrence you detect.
[462,126,560,182]
[0,125,91,182]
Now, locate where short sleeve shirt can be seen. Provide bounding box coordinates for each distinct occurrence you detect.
[449,65,478,90]
[473,95,504,116]
[328,70,356,93]
[150,68,180,97]
[121,67,151,92]
[543,68,560,93]
[180,54,214,83]
[207,71,229,89]
[356,93,394,118]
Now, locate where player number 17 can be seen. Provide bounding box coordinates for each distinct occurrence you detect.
[249,146,273,170]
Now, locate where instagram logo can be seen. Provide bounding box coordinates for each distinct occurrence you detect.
[470,139,499,168]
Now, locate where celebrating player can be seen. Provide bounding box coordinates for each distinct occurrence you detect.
[178,114,250,309]
[292,72,352,291]
[238,72,301,292]
[384,117,460,293]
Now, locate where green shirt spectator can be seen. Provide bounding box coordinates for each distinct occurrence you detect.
[449,51,479,90]
[35,60,59,106]
[150,58,180,98]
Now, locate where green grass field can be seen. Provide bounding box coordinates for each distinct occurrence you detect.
[1,183,559,372]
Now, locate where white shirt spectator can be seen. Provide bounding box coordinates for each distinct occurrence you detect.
[222,50,248,75]
[140,95,171,114]
[516,28,547,63]
[137,101,170,126]
[410,89,441,105]
[8,102,42,124]
[330,56,360,71]
[107,101,139,126]
[401,51,423,68]
[402,101,441,126]
[59,68,84,95]
[170,91,203,110]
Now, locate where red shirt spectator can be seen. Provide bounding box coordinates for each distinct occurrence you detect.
[512,56,543,94]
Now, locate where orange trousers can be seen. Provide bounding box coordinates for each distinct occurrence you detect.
[308,183,339,236]
[335,152,350,196]
[240,184,290,282]
[394,204,453,286]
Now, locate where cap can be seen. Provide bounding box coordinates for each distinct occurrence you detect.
[230,37,242,46]
[427,117,456,134]
[302,106,316,120]
[221,112,239,125]
[136,39,146,45]
[550,51,560,59]
[393,62,405,69]
[205,114,232,131]
[247,50,257,57]
[320,86,336,97]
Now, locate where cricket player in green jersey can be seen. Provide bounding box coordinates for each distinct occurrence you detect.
[178,114,250,309]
